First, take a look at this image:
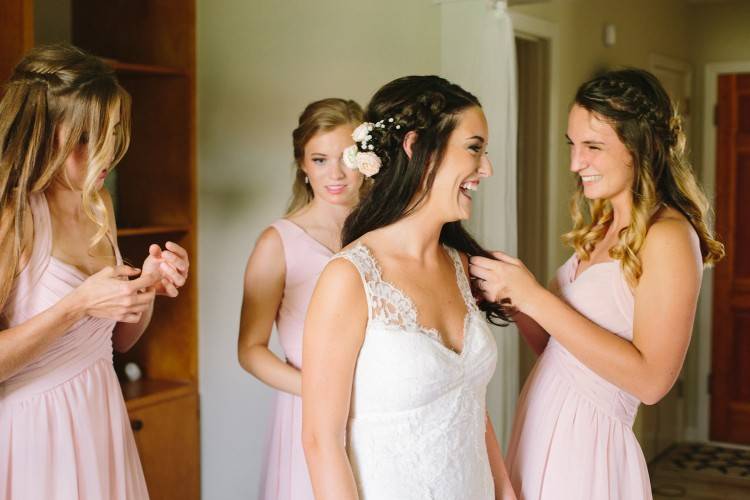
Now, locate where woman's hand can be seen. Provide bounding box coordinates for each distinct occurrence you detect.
[141,241,190,297]
[74,265,160,323]
[469,251,544,313]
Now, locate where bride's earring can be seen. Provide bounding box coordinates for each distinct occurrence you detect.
[305,175,310,184]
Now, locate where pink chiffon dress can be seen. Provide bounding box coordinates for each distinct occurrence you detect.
[258,219,332,500]
[506,254,652,499]
[0,192,148,499]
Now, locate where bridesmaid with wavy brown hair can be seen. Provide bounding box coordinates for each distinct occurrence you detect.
[470,68,724,499]
[237,98,364,500]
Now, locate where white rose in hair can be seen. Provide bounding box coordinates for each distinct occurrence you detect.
[356,152,382,177]
[342,144,359,170]
[352,123,370,143]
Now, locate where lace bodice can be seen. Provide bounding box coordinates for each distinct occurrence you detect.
[346,243,478,351]
[334,243,497,499]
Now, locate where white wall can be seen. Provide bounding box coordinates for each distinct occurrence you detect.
[197,1,441,497]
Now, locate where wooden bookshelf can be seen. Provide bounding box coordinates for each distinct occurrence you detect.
[123,379,196,410]
[117,225,192,238]
[0,1,199,498]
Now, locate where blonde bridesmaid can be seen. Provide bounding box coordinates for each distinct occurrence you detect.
[237,98,364,500]
[0,45,189,500]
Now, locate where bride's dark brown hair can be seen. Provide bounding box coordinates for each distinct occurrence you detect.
[342,75,511,325]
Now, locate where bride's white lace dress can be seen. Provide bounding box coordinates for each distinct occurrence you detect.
[335,243,497,499]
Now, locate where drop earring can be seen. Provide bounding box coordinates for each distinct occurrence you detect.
[304,176,309,184]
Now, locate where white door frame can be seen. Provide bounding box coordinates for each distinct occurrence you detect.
[509,12,561,280]
[696,60,750,441]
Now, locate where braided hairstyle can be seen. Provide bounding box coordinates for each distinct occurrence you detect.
[563,68,724,286]
[342,75,512,325]
[0,44,131,311]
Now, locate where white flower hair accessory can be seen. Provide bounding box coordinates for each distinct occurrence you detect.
[343,144,382,177]
[342,118,401,177]
[354,151,382,177]
[352,123,370,143]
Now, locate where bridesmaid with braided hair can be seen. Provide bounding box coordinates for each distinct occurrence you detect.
[302,75,516,499]
[470,68,724,498]
[0,45,190,500]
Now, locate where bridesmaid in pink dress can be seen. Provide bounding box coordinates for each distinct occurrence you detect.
[237,98,364,500]
[0,45,189,500]
[470,68,724,499]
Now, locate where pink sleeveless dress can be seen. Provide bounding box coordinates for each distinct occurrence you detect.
[258,219,332,500]
[506,254,652,500]
[0,193,148,500]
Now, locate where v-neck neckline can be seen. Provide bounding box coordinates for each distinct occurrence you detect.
[355,242,473,357]
[282,218,337,255]
[571,254,618,284]
[43,192,120,279]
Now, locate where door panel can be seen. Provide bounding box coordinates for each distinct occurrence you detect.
[711,72,750,445]
[129,393,200,500]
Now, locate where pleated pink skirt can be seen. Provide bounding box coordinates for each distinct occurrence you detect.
[259,390,314,500]
[507,340,652,500]
[0,357,148,500]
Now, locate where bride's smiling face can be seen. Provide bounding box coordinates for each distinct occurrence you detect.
[419,106,493,222]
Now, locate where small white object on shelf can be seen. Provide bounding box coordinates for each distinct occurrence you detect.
[124,362,142,382]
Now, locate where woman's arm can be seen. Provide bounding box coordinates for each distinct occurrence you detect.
[112,239,189,351]
[471,219,702,405]
[302,258,367,500]
[237,226,302,395]
[513,275,558,356]
[514,312,549,356]
[0,265,157,382]
[106,190,189,352]
[111,304,153,353]
[1,194,157,380]
[485,414,517,500]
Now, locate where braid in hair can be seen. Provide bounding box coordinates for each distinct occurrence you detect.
[342,75,512,325]
[563,68,723,287]
[0,44,131,311]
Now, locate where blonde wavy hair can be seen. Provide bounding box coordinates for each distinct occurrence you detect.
[286,98,364,214]
[0,44,131,310]
[562,68,724,287]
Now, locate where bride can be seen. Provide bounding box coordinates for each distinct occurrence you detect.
[301,75,517,500]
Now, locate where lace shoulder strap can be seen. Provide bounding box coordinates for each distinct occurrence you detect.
[333,242,421,329]
[331,243,380,321]
[445,246,478,313]
[332,243,382,283]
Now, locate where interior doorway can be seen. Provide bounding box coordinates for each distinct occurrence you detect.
[515,34,550,383]
[698,61,750,446]
[711,71,750,446]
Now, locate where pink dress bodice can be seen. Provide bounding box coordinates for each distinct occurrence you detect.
[506,254,652,500]
[0,192,148,500]
[2,194,122,402]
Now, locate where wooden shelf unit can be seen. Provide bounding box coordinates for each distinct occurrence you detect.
[1,1,199,498]
[117,225,192,238]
